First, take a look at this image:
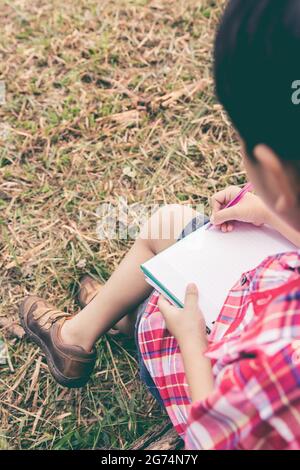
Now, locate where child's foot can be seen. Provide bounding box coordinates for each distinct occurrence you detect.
[19,296,96,388]
[77,274,102,308]
[77,275,126,336]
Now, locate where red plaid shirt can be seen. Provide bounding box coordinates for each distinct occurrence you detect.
[137,250,300,450]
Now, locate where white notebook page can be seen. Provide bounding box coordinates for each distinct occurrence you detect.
[142,223,296,328]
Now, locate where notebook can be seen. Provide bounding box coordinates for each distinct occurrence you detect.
[141,222,296,329]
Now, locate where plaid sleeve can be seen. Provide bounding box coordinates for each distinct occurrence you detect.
[184,346,300,450]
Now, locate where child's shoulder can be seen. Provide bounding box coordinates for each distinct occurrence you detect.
[249,250,300,318]
[247,250,300,346]
[251,250,300,293]
[209,252,300,364]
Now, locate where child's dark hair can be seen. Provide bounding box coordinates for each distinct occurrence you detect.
[214,0,300,170]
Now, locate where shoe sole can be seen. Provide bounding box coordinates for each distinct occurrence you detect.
[19,300,90,389]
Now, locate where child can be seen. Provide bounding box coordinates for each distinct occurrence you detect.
[20,0,300,449]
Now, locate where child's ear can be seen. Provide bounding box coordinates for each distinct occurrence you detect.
[253,144,297,215]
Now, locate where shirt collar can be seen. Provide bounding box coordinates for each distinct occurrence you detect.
[279,250,300,271]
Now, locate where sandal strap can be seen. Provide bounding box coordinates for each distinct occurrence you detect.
[30,301,70,330]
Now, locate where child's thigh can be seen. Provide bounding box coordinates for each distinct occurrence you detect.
[140,204,198,254]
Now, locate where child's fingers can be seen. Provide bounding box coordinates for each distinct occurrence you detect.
[210,196,222,213]
[157,295,167,310]
[210,186,240,213]
[184,283,199,310]
[211,206,238,226]
[220,222,234,233]
[210,188,229,211]
[158,295,176,316]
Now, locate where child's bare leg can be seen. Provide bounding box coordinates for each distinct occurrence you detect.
[61,205,198,351]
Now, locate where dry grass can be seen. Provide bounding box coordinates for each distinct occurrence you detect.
[0,0,245,449]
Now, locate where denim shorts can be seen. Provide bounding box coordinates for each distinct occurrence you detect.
[134,214,208,407]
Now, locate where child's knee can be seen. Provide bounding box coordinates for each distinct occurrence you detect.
[139,204,197,248]
[158,204,197,233]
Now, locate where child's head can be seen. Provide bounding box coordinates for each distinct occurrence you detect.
[215,0,300,229]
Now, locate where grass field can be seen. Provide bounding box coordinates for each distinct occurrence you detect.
[0,0,245,449]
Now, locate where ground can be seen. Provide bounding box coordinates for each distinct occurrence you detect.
[0,0,244,450]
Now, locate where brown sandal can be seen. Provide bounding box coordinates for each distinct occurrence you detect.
[19,296,96,388]
[77,275,120,336]
[77,274,103,308]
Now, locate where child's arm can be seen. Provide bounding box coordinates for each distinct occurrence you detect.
[179,337,214,403]
[158,284,214,403]
[158,284,300,450]
[211,185,300,247]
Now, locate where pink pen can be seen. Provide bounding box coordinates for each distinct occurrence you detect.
[206,182,254,231]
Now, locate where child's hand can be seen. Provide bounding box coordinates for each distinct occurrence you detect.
[157,284,207,347]
[210,185,270,232]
